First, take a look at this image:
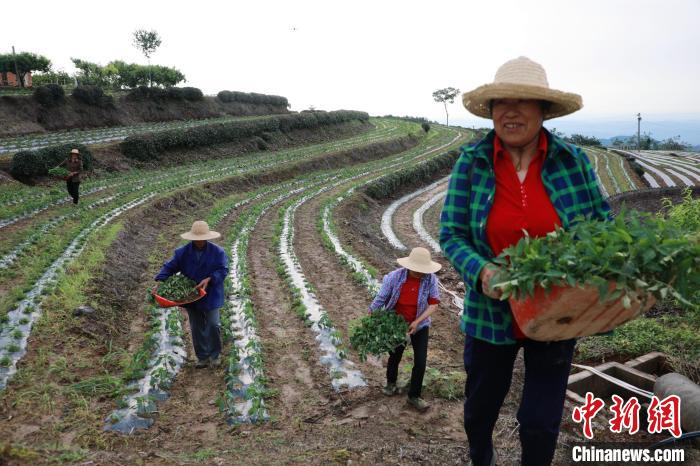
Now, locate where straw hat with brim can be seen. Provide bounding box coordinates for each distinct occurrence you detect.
[70,148,80,155]
[462,56,583,120]
[397,247,442,274]
[181,221,221,241]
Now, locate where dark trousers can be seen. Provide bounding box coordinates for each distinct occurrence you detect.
[387,326,429,398]
[463,336,576,466]
[185,307,222,361]
[66,180,80,204]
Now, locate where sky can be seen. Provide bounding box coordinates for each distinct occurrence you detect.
[4,0,700,142]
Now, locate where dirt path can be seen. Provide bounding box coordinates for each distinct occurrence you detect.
[247,201,336,423]
[390,180,448,253]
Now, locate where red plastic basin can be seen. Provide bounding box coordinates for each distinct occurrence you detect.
[153,288,206,308]
[509,284,655,341]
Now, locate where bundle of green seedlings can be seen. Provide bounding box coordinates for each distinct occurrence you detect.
[157,273,198,302]
[491,210,699,309]
[48,167,70,177]
[349,308,409,362]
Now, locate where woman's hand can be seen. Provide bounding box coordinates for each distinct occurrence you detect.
[480,266,503,299]
[196,277,211,291]
[408,320,420,335]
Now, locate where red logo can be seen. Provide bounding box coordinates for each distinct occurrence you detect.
[647,395,682,438]
[572,392,605,439]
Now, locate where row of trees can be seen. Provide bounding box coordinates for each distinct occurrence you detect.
[0,52,51,87]
[611,134,691,151]
[4,29,172,89]
[70,59,185,89]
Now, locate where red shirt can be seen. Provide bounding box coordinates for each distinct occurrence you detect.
[395,275,440,323]
[487,130,562,338]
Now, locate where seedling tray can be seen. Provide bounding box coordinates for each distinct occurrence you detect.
[152,288,206,308]
[509,284,655,341]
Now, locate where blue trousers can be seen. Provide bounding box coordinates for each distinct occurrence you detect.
[185,307,222,361]
[463,336,576,466]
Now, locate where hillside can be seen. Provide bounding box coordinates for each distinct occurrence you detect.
[0,91,289,138]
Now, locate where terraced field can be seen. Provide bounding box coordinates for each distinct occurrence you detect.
[0,118,484,464]
[613,149,700,189]
[1,118,697,465]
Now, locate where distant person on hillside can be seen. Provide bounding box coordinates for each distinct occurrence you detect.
[58,148,83,204]
[440,57,610,466]
[368,247,442,412]
[155,221,229,369]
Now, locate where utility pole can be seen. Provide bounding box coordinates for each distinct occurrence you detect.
[637,113,642,151]
[11,46,20,87]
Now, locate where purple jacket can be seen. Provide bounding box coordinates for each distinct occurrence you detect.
[155,241,229,312]
[369,268,441,331]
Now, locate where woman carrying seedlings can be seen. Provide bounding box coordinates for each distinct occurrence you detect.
[369,247,441,412]
[57,148,83,204]
[440,57,610,466]
[155,221,229,369]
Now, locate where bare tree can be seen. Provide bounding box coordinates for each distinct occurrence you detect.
[432,87,460,126]
[132,29,162,87]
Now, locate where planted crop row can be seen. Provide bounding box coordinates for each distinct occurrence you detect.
[0,194,155,390]
[0,114,275,154]
[104,185,292,433]
[104,305,187,434]
[381,175,451,251]
[0,118,409,223]
[267,134,453,383]
[633,152,700,184]
[1,121,415,320]
[587,151,611,198]
[0,120,422,388]
[217,185,317,424]
[277,185,367,390]
[412,189,448,253]
[0,193,122,269]
[320,152,464,315]
[375,133,464,250]
[120,110,370,161]
[613,149,697,188]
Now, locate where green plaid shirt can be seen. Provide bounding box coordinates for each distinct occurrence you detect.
[439,129,611,344]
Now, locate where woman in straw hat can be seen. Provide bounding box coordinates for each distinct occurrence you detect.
[368,247,442,412]
[155,221,229,369]
[440,57,610,465]
[57,148,83,204]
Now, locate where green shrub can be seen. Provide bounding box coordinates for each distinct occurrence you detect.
[664,188,700,232]
[217,90,288,107]
[33,84,65,107]
[72,85,113,107]
[126,86,168,101]
[11,143,93,178]
[421,122,430,132]
[181,87,203,101]
[120,110,368,160]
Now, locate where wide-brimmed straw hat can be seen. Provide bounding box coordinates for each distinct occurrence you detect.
[462,56,583,120]
[181,221,221,241]
[397,247,442,274]
[70,148,80,155]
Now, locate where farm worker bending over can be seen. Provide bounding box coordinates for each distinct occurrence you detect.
[57,148,83,204]
[156,221,229,369]
[440,57,610,466]
[369,247,441,412]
